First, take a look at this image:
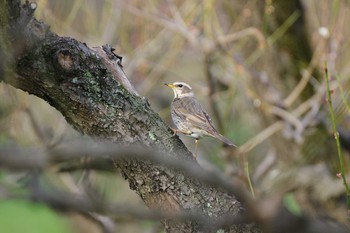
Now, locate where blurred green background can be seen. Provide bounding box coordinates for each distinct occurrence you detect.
[1,0,350,232]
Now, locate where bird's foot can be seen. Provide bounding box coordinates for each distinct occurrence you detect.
[166,128,184,139]
[170,127,180,136]
[170,128,192,136]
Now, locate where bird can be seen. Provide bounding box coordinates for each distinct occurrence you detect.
[164,81,237,158]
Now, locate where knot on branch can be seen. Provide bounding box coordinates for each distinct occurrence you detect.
[102,44,123,68]
[55,50,75,72]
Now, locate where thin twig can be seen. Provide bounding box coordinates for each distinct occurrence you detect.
[238,81,326,154]
[120,2,199,48]
[324,65,350,210]
[0,142,256,215]
[216,27,265,50]
[244,160,255,199]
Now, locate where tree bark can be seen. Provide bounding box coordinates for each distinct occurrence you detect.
[0,1,259,232]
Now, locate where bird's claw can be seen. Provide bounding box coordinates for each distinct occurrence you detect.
[170,127,179,136]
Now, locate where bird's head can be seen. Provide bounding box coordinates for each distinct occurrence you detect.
[164,82,194,98]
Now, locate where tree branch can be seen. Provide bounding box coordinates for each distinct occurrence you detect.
[1,142,349,233]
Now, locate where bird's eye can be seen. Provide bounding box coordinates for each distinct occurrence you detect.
[177,84,183,88]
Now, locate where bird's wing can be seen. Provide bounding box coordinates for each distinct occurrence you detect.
[173,97,218,134]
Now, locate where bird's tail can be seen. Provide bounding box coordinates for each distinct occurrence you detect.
[213,133,237,147]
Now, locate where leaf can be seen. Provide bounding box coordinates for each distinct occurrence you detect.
[283,193,302,216]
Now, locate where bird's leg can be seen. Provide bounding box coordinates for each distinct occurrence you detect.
[194,139,199,159]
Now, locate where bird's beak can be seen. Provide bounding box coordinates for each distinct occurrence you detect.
[164,83,175,88]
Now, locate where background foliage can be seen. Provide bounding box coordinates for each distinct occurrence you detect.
[1,0,350,232]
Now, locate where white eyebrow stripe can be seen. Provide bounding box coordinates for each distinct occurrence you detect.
[178,92,194,98]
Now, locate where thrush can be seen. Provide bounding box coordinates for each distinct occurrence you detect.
[164,82,237,158]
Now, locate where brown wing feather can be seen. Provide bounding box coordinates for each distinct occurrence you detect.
[173,97,219,135]
[172,97,237,147]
